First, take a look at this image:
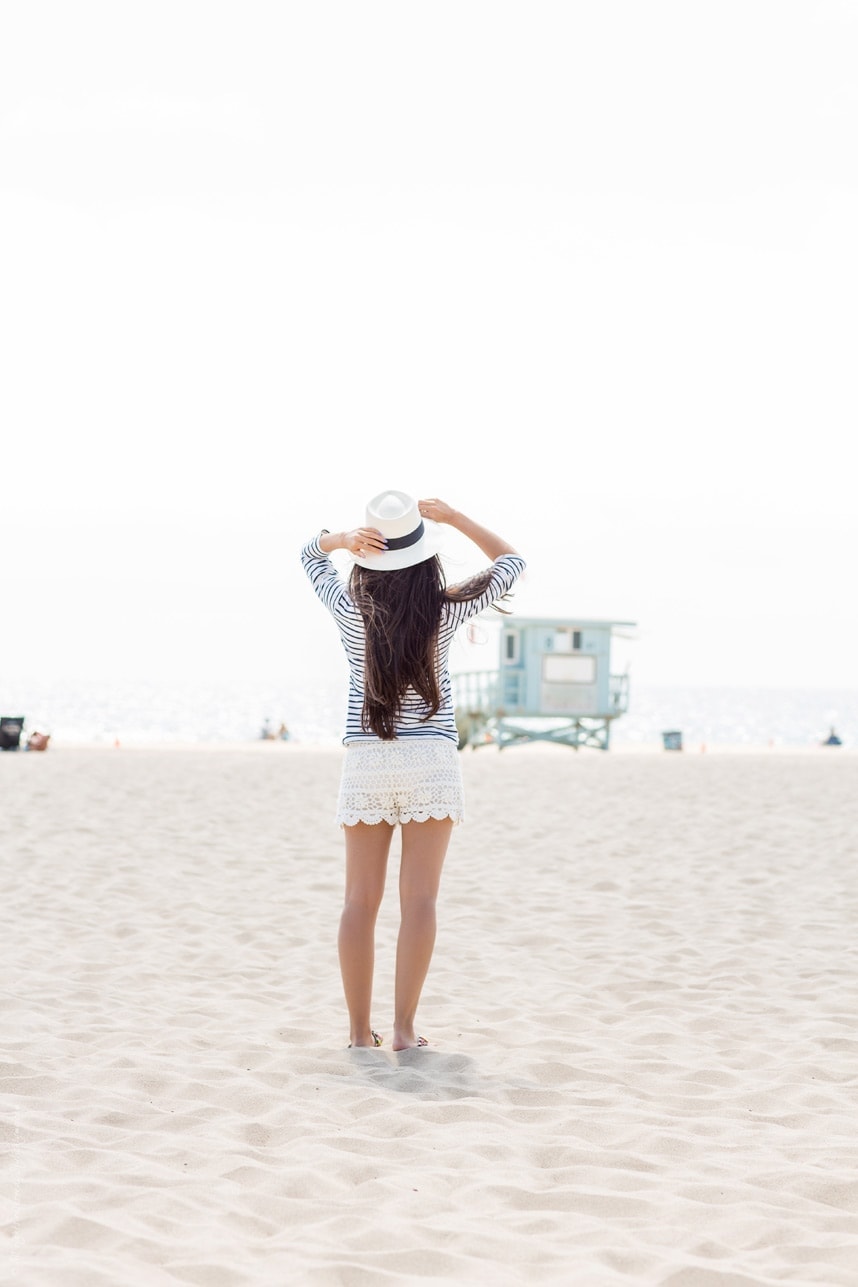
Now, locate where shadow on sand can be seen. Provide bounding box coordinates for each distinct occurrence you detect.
[344,1046,486,1099]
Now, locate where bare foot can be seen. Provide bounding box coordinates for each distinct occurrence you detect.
[348,1029,383,1048]
[392,1034,429,1051]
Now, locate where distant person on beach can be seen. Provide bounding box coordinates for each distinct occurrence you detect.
[301,491,525,1050]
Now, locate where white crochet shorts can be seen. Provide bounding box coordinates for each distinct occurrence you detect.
[336,737,464,828]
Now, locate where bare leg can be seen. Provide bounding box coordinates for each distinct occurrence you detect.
[393,817,454,1051]
[340,822,393,1047]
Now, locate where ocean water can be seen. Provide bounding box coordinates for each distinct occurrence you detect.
[3,674,855,750]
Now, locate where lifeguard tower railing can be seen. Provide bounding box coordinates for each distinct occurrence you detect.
[451,616,635,751]
[453,669,630,750]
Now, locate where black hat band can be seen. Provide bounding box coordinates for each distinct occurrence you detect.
[383,521,425,551]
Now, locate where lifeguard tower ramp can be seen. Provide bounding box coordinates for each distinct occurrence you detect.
[453,616,635,751]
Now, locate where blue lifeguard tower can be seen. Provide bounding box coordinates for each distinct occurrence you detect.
[452,616,636,751]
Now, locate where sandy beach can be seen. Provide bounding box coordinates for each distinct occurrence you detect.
[3,743,857,1286]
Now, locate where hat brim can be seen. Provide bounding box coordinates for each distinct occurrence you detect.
[351,522,444,572]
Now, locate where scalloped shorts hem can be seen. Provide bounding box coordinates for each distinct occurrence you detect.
[335,737,465,828]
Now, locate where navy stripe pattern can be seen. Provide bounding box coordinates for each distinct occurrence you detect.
[301,536,526,744]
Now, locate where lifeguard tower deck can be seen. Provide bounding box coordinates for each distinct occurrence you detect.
[453,616,636,751]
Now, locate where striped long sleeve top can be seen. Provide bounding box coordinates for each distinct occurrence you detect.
[300,535,526,744]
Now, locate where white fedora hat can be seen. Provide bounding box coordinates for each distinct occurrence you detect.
[353,490,443,572]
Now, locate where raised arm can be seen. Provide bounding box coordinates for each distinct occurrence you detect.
[417,498,519,562]
[318,527,387,558]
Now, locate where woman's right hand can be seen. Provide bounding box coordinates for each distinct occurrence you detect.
[418,501,519,560]
[417,498,458,525]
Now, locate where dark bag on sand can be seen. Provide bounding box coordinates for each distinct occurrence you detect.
[0,716,24,751]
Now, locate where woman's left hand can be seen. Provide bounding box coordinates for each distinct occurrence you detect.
[344,526,387,558]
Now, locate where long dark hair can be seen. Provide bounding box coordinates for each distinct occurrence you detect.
[349,555,512,740]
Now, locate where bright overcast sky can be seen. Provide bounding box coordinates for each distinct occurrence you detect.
[2,1,855,692]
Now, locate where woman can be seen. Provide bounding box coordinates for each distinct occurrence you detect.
[301,491,525,1050]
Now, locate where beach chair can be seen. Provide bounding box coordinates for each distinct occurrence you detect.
[0,716,25,751]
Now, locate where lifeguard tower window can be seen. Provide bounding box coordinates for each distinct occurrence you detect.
[543,655,596,684]
[552,628,583,652]
[504,631,520,663]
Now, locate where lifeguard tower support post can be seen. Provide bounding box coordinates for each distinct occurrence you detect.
[453,616,636,751]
